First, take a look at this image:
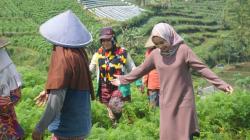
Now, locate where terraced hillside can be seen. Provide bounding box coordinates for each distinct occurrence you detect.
[0,0,102,139]
[1,0,250,140]
[0,0,102,70]
[119,0,230,66]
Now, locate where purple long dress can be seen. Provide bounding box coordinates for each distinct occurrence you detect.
[119,44,230,140]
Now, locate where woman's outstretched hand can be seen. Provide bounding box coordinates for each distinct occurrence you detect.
[34,90,48,107]
[225,85,233,94]
[111,75,121,86]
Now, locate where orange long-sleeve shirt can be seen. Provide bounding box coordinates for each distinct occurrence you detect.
[142,48,160,90]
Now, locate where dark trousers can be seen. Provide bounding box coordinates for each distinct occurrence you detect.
[190,135,194,140]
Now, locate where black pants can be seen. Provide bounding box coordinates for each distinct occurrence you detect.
[190,135,194,140]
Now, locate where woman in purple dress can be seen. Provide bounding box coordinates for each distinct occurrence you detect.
[111,23,233,140]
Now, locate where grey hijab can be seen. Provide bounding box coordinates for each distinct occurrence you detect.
[0,48,12,72]
[0,49,21,97]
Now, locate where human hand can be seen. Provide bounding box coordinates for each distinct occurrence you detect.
[135,79,145,94]
[34,90,48,107]
[111,75,121,86]
[142,80,148,87]
[139,85,145,94]
[224,85,233,94]
[32,129,43,140]
[0,96,11,106]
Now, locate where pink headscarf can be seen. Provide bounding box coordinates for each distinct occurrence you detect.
[150,23,183,47]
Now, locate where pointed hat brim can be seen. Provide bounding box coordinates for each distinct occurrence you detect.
[144,36,155,48]
[0,38,10,48]
[39,10,92,48]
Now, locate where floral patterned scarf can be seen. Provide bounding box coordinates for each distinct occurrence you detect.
[96,46,127,83]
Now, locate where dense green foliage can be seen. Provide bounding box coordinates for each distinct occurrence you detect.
[0,0,103,70]
[196,91,250,140]
[118,0,250,66]
[1,0,250,139]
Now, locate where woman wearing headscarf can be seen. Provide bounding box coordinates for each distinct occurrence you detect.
[32,10,95,140]
[89,27,137,126]
[0,38,24,140]
[111,23,233,140]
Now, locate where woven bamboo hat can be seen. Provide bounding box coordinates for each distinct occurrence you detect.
[144,36,155,48]
[39,10,92,48]
[0,38,10,48]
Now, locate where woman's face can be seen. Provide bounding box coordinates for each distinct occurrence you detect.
[152,36,171,52]
[101,38,113,50]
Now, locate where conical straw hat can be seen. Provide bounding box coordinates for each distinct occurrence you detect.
[39,10,92,48]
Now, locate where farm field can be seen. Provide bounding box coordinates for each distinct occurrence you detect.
[0,0,250,139]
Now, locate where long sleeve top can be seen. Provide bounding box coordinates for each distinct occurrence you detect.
[118,44,230,140]
[35,89,66,133]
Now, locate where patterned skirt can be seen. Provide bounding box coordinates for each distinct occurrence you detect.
[0,104,24,140]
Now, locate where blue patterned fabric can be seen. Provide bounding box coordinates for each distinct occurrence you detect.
[48,89,91,137]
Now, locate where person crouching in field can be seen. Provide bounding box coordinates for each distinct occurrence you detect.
[0,38,24,140]
[142,37,160,108]
[32,10,95,140]
[111,23,233,140]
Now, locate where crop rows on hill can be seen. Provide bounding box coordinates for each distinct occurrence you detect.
[120,0,228,65]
